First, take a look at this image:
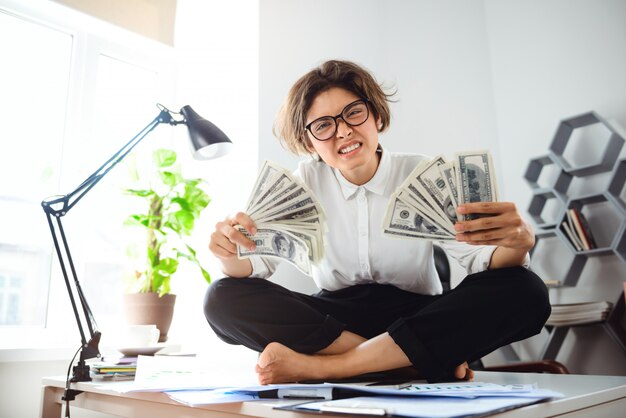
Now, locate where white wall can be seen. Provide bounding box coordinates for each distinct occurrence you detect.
[259,0,626,374]
[483,0,626,375]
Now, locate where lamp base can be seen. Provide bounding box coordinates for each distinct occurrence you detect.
[70,360,92,382]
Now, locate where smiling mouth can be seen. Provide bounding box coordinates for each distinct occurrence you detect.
[339,143,361,154]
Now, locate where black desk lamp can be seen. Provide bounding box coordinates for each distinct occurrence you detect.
[41,104,232,383]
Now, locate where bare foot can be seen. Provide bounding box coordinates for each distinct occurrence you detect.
[454,362,474,381]
[256,342,323,384]
[317,331,366,355]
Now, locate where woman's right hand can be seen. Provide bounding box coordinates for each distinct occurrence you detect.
[209,212,257,261]
[209,212,258,278]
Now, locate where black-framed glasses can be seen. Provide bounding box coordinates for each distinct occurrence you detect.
[305,99,370,141]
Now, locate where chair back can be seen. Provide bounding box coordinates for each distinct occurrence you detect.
[433,245,451,292]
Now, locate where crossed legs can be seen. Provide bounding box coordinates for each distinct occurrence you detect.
[204,267,549,384]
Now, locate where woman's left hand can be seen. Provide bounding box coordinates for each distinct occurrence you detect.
[454,202,535,252]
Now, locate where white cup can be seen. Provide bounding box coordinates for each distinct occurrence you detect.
[118,324,160,347]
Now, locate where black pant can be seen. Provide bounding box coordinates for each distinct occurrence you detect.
[204,267,550,382]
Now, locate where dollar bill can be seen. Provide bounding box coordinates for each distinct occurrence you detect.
[237,227,311,275]
[456,150,499,221]
[245,161,281,210]
[236,161,327,275]
[402,180,453,231]
[382,150,499,240]
[412,155,457,229]
[438,161,461,221]
[248,173,296,215]
[382,192,455,240]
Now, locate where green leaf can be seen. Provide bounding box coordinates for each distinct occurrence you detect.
[170,197,191,212]
[157,257,179,275]
[174,210,195,234]
[159,171,181,187]
[125,214,150,228]
[184,186,210,215]
[185,244,197,258]
[125,188,155,197]
[151,270,166,294]
[184,178,202,188]
[151,257,178,294]
[180,245,211,285]
[200,266,211,284]
[165,211,194,236]
[164,219,182,235]
[154,149,177,168]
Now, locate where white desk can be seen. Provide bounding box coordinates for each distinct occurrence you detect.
[41,371,626,418]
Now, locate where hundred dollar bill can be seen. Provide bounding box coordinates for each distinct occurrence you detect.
[250,182,301,217]
[438,161,461,221]
[400,178,453,232]
[257,222,322,263]
[456,150,499,221]
[237,227,311,275]
[382,192,455,240]
[412,155,457,228]
[249,173,296,216]
[246,161,281,210]
[254,200,319,224]
[240,160,327,275]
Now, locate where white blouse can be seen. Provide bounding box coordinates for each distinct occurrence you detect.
[249,147,528,294]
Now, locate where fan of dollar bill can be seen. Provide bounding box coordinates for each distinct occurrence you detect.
[382,150,499,240]
[236,161,327,276]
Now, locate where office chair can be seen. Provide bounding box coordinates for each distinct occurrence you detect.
[433,245,569,374]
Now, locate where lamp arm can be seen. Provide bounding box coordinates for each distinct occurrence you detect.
[41,108,176,382]
[57,110,174,215]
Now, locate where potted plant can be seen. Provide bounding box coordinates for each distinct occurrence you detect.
[123,148,211,342]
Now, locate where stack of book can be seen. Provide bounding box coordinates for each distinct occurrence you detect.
[547,301,613,326]
[547,287,613,326]
[90,357,137,381]
[560,208,598,251]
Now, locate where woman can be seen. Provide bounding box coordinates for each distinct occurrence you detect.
[206,60,550,384]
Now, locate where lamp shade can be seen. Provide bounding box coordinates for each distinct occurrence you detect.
[181,105,233,160]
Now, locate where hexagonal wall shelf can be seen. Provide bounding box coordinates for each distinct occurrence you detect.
[613,221,626,265]
[530,230,587,286]
[607,159,626,213]
[559,194,621,256]
[549,112,624,176]
[528,190,566,228]
[524,154,572,196]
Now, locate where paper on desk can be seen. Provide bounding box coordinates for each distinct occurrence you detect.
[231,381,563,399]
[285,395,548,418]
[165,388,262,406]
[336,381,563,398]
[100,355,257,393]
[160,382,563,406]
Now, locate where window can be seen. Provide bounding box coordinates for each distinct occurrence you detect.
[0,0,259,357]
[0,2,175,340]
[0,9,73,328]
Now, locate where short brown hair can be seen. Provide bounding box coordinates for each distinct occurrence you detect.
[273,60,394,156]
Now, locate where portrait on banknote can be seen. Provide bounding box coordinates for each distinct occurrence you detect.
[272,232,295,260]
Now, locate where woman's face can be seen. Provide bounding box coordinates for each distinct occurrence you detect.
[305,87,381,185]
